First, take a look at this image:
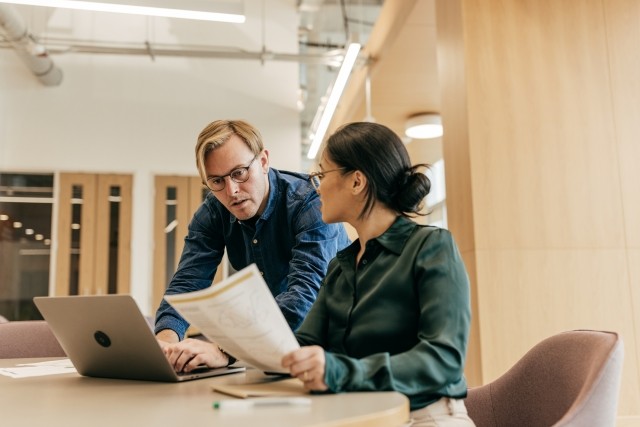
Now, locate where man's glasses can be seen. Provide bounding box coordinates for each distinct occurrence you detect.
[308,167,346,190]
[206,156,257,192]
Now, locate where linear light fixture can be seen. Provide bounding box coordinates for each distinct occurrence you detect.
[307,42,361,160]
[0,0,246,23]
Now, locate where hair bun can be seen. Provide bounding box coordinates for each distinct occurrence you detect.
[392,167,431,213]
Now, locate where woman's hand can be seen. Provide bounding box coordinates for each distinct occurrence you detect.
[282,345,328,391]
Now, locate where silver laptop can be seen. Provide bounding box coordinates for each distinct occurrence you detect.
[33,294,245,382]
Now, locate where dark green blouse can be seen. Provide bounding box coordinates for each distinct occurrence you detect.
[295,216,471,411]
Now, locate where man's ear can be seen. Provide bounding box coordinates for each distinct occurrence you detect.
[260,149,270,173]
[352,170,366,195]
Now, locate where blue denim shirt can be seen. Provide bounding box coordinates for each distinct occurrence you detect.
[155,168,351,339]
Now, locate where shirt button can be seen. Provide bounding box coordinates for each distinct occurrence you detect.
[253,239,258,244]
[260,271,264,276]
[362,259,368,265]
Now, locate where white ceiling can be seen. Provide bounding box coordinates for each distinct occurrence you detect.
[0,0,443,166]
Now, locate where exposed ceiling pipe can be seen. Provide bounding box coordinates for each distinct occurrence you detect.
[5,37,346,65]
[0,4,62,86]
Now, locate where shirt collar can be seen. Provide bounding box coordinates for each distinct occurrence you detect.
[374,216,417,254]
[338,216,417,259]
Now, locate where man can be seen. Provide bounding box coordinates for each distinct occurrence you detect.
[155,119,350,373]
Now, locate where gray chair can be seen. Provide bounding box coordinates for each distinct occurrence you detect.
[465,330,623,427]
[0,320,66,358]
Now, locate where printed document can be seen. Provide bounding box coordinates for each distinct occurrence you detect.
[0,359,77,378]
[165,264,299,373]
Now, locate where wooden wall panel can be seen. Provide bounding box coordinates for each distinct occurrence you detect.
[475,249,639,415]
[435,0,475,255]
[626,250,640,418]
[463,0,624,250]
[435,0,481,387]
[436,0,640,422]
[606,0,640,249]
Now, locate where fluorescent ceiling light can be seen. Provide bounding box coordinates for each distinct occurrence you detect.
[0,0,246,23]
[404,113,443,139]
[307,42,361,160]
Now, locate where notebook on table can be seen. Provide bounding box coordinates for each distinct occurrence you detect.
[212,377,305,398]
[33,294,245,382]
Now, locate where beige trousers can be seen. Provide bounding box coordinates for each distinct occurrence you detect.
[408,397,476,427]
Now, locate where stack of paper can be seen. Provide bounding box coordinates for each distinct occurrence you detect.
[0,359,77,378]
[165,264,300,374]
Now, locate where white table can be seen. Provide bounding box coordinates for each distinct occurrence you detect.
[0,357,410,427]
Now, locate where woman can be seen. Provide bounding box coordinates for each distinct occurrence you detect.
[281,122,475,426]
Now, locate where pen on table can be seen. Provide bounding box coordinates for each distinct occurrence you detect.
[213,397,312,410]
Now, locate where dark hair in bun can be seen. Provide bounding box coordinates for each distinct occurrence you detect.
[324,122,431,219]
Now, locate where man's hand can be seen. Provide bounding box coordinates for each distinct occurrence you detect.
[281,346,328,391]
[156,330,229,372]
[160,339,230,372]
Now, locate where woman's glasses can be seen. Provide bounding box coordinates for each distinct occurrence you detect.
[206,156,257,192]
[308,167,346,190]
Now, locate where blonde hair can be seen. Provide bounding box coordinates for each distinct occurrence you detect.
[195,120,264,183]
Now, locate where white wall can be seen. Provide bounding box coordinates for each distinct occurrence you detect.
[0,1,302,314]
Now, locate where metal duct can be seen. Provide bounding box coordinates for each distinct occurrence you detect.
[0,4,62,86]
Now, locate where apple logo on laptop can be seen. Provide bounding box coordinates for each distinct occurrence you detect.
[94,331,112,348]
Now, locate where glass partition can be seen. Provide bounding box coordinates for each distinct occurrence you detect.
[0,172,54,320]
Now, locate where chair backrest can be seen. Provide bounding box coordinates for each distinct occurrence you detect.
[0,320,67,358]
[465,330,624,427]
